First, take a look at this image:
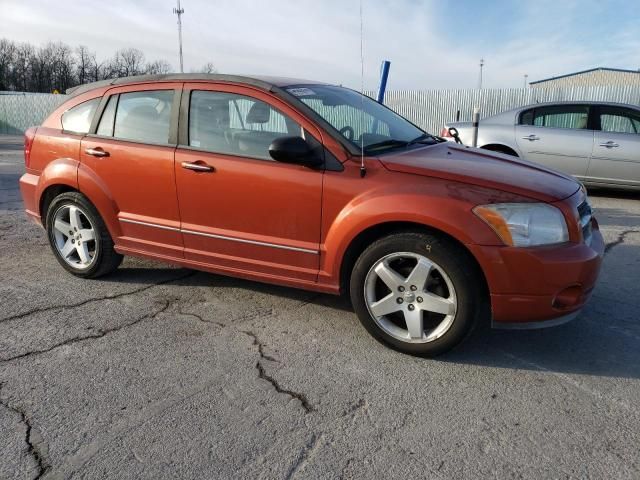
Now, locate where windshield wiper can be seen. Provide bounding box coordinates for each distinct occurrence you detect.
[406,133,443,146]
[363,139,409,152]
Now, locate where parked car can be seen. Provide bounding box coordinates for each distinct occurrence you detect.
[20,74,604,356]
[442,101,640,190]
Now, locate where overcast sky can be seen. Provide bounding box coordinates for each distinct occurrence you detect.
[1,0,639,89]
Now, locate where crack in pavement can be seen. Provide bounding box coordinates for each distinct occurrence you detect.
[0,270,196,325]
[177,309,224,327]
[256,361,314,414]
[242,330,278,362]
[284,432,323,480]
[0,382,50,479]
[0,301,172,364]
[604,229,639,255]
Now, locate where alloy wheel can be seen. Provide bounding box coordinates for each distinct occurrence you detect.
[364,252,457,343]
[51,204,98,270]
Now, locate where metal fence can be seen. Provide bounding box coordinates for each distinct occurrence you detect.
[0,93,66,134]
[368,85,640,134]
[1,85,640,135]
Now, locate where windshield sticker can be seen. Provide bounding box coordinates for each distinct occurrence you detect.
[287,87,316,97]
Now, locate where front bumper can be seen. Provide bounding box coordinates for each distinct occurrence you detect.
[467,225,604,328]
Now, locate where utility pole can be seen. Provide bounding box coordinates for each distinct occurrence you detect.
[173,0,185,73]
[524,74,528,88]
[478,58,484,89]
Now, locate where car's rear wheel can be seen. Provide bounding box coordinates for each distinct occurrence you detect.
[350,232,486,356]
[46,192,122,278]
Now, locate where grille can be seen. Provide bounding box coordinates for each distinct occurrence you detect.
[578,201,593,245]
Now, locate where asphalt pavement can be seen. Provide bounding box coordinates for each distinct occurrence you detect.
[1,135,639,479]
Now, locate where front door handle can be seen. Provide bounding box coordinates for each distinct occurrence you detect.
[599,141,620,148]
[181,161,214,172]
[85,147,109,157]
[522,134,540,141]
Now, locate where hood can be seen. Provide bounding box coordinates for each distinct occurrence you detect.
[378,143,580,202]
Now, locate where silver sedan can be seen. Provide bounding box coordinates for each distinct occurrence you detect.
[444,101,640,191]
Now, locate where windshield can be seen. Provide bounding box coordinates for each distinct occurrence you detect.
[285,85,434,153]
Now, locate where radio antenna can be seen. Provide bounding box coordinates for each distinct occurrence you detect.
[359,0,366,177]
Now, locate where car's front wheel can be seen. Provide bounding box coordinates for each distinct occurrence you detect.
[46,192,123,278]
[350,232,487,356]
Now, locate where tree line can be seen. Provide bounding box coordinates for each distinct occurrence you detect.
[0,38,216,93]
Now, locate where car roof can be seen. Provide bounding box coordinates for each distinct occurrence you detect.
[65,73,329,97]
[506,100,640,113]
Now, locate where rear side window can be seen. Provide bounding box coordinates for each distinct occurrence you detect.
[599,106,640,134]
[112,90,174,144]
[61,98,100,134]
[530,105,589,130]
[188,90,302,160]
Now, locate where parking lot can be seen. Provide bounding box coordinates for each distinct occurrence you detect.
[0,134,639,479]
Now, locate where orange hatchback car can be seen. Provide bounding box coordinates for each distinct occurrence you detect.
[20,74,604,356]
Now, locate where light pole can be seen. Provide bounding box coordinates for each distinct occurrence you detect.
[173,0,185,73]
[478,58,484,89]
[524,74,528,88]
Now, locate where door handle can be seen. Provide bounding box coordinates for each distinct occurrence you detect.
[85,147,109,157]
[598,141,619,148]
[522,135,540,141]
[181,161,214,172]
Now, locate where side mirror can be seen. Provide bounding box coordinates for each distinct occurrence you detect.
[268,136,323,167]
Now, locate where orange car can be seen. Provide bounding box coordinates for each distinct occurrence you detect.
[19,74,604,356]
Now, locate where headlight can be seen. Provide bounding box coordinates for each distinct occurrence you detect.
[473,203,569,247]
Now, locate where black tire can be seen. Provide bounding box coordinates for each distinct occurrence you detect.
[45,192,123,278]
[349,232,488,357]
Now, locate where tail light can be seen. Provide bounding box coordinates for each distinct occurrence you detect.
[439,127,452,138]
[24,127,37,169]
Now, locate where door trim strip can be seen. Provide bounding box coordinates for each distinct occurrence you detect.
[119,218,319,254]
[120,218,181,232]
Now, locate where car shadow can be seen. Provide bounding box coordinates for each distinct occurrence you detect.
[101,248,640,380]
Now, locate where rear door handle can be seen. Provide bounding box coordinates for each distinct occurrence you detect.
[85,147,109,157]
[599,141,619,148]
[522,135,540,141]
[181,161,214,172]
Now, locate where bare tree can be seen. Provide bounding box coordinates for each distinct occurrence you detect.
[0,39,16,90]
[76,45,94,85]
[197,62,217,74]
[0,37,178,92]
[113,48,146,77]
[145,59,172,75]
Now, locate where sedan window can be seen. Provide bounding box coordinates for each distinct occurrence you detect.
[532,105,589,130]
[599,106,640,134]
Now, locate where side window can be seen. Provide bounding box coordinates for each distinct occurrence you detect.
[599,107,640,134]
[519,108,534,126]
[113,90,174,144]
[61,98,100,134]
[96,95,118,137]
[188,91,302,160]
[532,105,589,130]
